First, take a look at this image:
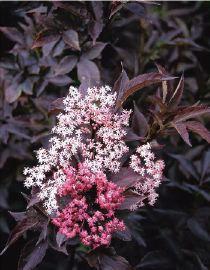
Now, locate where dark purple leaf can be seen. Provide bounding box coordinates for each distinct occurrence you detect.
[18,240,48,270]
[53,2,90,19]
[124,3,145,18]
[49,236,68,255]
[0,27,23,44]
[54,56,78,76]
[88,19,104,44]
[91,1,103,20]
[9,211,26,222]
[62,30,80,51]
[110,167,140,188]
[36,80,48,96]
[170,154,199,181]
[20,79,33,95]
[5,83,22,103]
[119,192,142,210]
[155,63,173,103]
[87,249,132,270]
[56,232,67,248]
[132,103,149,137]
[0,124,9,144]
[137,250,170,268]
[117,72,176,108]
[77,58,100,86]
[82,42,106,60]
[99,254,132,270]
[49,75,72,86]
[113,67,129,105]
[48,97,65,114]
[124,128,143,142]
[172,122,191,146]
[32,34,60,49]
[187,218,210,242]
[42,39,59,56]
[0,217,39,255]
[109,2,124,19]
[27,194,41,209]
[169,74,184,108]
[201,150,210,180]
[173,105,210,123]
[186,121,210,144]
[37,220,49,245]
[53,40,65,57]
[113,227,132,241]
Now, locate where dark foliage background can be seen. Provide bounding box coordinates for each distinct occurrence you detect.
[0,1,210,270]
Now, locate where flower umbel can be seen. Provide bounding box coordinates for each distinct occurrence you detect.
[23,85,165,249]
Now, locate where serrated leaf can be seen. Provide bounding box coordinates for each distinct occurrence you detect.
[173,105,210,123]
[172,122,191,146]
[186,121,210,144]
[117,72,176,108]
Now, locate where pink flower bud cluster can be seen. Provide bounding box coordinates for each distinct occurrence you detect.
[52,163,125,249]
[130,143,165,209]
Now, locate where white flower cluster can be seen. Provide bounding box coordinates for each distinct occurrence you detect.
[23,86,131,214]
[130,143,165,209]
